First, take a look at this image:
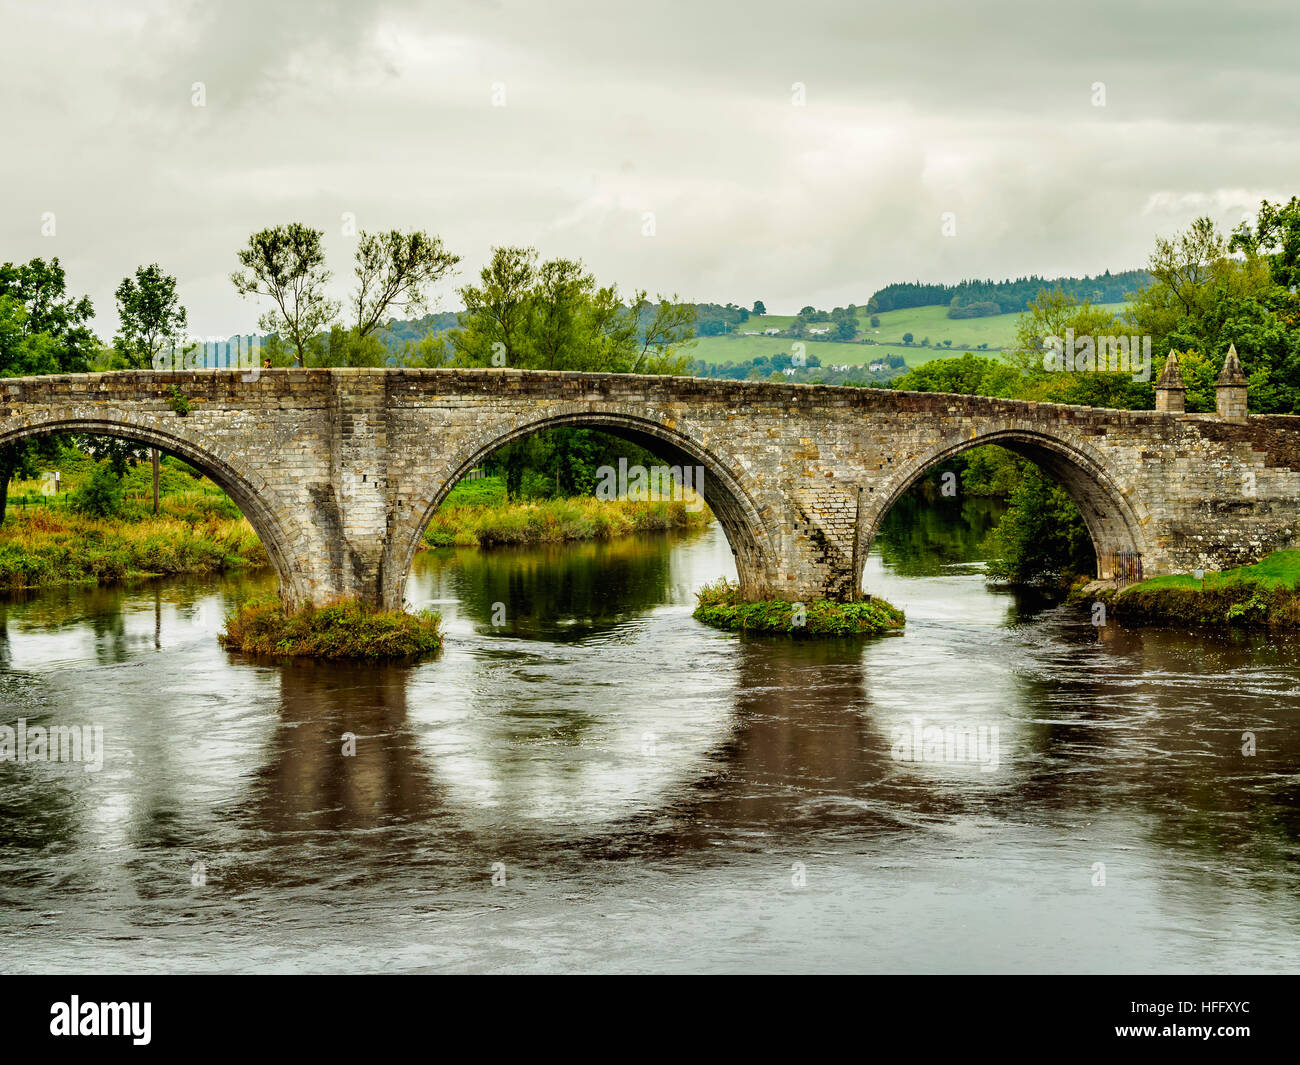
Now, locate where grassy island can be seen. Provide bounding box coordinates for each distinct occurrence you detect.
[693,578,905,637]
[1088,551,1300,628]
[219,598,443,659]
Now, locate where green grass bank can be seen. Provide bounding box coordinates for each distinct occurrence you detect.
[1087,551,1300,628]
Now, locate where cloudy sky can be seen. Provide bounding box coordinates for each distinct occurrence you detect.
[2,0,1296,339]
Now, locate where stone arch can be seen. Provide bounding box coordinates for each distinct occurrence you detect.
[0,413,309,605]
[860,427,1151,585]
[384,409,778,609]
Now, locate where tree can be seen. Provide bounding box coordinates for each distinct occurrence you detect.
[526,256,594,370]
[434,246,538,369]
[752,300,767,316]
[352,229,460,339]
[231,224,339,366]
[311,325,390,368]
[115,264,187,369]
[984,465,1092,584]
[1005,288,1123,377]
[434,246,696,497]
[902,332,914,344]
[628,294,697,374]
[115,264,187,512]
[1130,210,1300,412]
[891,353,1021,397]
[0,258,97,523]
[1231,196,1300,290]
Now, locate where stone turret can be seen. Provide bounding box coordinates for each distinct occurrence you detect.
[1216,344,1248,422]
[1155,351,1186,413]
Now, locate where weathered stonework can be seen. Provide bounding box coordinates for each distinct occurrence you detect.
[1155,351,1186,414]
[2,367,1299,607]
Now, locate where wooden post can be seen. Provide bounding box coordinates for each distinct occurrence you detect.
[151,448,160,514]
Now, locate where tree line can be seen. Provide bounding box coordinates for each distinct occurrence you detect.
[870,269,1150,316]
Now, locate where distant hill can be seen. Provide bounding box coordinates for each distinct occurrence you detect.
[354,269,1147,360]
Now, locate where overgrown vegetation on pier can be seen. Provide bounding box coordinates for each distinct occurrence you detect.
[693,578,905,637]
[219,598,443,659]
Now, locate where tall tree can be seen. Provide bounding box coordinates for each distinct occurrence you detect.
[115,264,188,512]
[449,245,539,367]
[115,264,188,369]
[352,229,459,339]
[1230,196,1300,291]
[0,258,97,522]
[231,224,338,366]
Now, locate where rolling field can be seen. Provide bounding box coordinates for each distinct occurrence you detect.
[691,302,1130,366]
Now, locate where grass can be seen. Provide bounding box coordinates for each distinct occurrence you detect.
[1092,550,1300,628]
[692,578,905,637]
[1123,551,1300,592]
[0,507,266,589]
[219,598,442,659]
[424,491,712,547]
[0,453,267,589]
[691,302,1130,368]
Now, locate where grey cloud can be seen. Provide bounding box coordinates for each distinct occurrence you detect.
[0,0,1295,339]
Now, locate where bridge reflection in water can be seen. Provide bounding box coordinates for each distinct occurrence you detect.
[1,505,1299,971]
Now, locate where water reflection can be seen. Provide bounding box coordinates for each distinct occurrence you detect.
[412,529,706,639]
[1,505,1299,972]
[875,493,1005,576]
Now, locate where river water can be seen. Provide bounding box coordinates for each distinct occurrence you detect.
[2,497,1299,973]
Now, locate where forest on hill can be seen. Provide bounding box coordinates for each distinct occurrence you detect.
[868,269,1149,317]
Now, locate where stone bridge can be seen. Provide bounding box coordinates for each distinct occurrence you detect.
[3,357,1298,609]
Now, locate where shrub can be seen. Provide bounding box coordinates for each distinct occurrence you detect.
[70,462,123,519]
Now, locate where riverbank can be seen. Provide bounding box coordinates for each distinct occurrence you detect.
[693,578,906,637]
[219,598,443,659]
[1086,551,1300,628]
[0,508,266,589]
[423,494,712,547]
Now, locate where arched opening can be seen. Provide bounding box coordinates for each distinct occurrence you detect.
[0,419,301,603]
[387,412,775,614]
[861,429,1147,590]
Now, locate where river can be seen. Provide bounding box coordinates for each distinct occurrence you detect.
[2,496,1299,973]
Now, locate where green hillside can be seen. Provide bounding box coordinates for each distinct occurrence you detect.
[688,302,1130,367]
